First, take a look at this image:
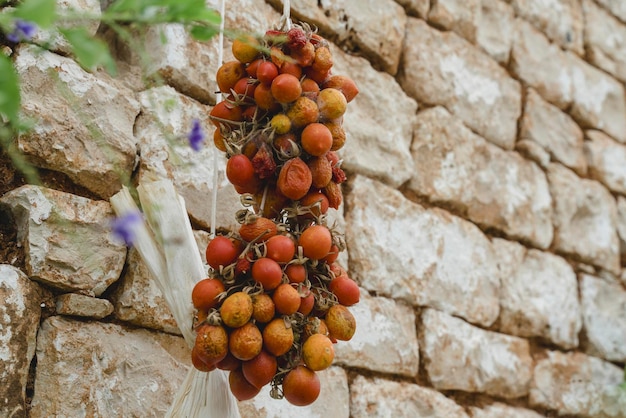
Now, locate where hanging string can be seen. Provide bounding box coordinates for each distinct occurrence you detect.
[282,0,292,30]
[210,0,226,239]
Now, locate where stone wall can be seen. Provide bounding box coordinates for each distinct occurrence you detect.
[1,0,626,417]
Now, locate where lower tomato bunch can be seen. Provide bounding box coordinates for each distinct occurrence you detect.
[191,25,360,407]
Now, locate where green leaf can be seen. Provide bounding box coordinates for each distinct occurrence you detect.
[0,54,21,125]
[189,24,217,41]
[14,0,57,28]
[60,28,117,75]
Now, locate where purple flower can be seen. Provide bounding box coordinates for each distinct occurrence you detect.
[187,119,205,152]
[6,20,37,43]
[110,211,142,247]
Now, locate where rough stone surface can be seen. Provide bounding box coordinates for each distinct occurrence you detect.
[395,0,430,18]
[30,316,190,417]
[583,0,626,82]
[492,238,581,349]
[334,292,419,377]
[350,375,469,418]
[135,85,242,231]
[111,248,180,335]
[594,0,626,22]
[585,130,626,195]
[468,403,546,418]
[420,308,533,399]
[346,175,500,327]
[267,0,407,75]
[427,0,515,64]
[510,0,584,54]
[0,185,126,296]
[239,367,349,418]
[617,196,626,264]
[520,88,586,175]
[530,350,625,417]
[0,265,42,418]
[410,106,553,249]
[510,19,573,109]
[15,45,139,199]
[331,44,417,188]
[515,139,551,169]
[56,293,114,319]
[399,18,521,149]
[547,163,620,275]
[581,274,626,362]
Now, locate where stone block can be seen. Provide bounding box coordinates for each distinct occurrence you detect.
[493,238,581,349]
[238,367,349,418]
[510,0,584,54]
[30,316,190,417]
[135,85,242,231]
[0,185,126,296]
[585,130,626,195]
[399,18,521,149]
[395,0,430,18]
[111,248,180,335]
[0,265,42,418]
[510,19,572,109]
[581,274,626,362]
[594,0,626,22]
[267,0,407,75]
[420,308,533,398]
[350,375,469,418]
[14,45,140,199]
[331,44,417,188]
[583,0,626,83]
[410,106,553,249]
[55,293,113,319]
[520,88,586,175]
[345,175,500,327]
[530,350,625,416]
[468,403,546,418]
[547,163,620,275]
[334,292,419,377]
[427,0,515,64]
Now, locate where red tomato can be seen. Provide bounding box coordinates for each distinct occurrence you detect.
[251,257,283,290]
[192,278,225,310]
[329,275,360,306]
[205,236,239,269]
[285,264,306,283]
[256,61,279,85]
[265,235,296,263]
[298,225,332,260]
[226,154,255,187]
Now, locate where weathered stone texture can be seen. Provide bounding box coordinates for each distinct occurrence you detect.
[410,106,553,249]
[350,375,469,418]
[530,350,625,417]
[346,175,500,327]
[594,0,626,22]
[585,130,626,195]
[239,367,349,418]
[427,0,515,64]
[334,292,419,377]
[581,274,626,362]
[420,308,533,398]
[400,18,521,150]
[0,265,42,418]
[56,293,114,319]
[395,0,430,18]
[112,248,180,335]
[493,238,581,349]
[267,0,407,75]
[468,403,546,418]
[520,88,586,175]
[331,44,417,188]
[15,45,140,199]
[0,185,126,296]
[510,0,584,54]
[583,0,626,82]
[135,86,242,231]
[547,163,620,274]
[617,196,626,264]
[30,316,190,417]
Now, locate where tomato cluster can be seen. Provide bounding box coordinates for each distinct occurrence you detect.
[193,25,360,407]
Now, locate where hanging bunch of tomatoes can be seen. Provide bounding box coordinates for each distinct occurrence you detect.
[191,24,360,407]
